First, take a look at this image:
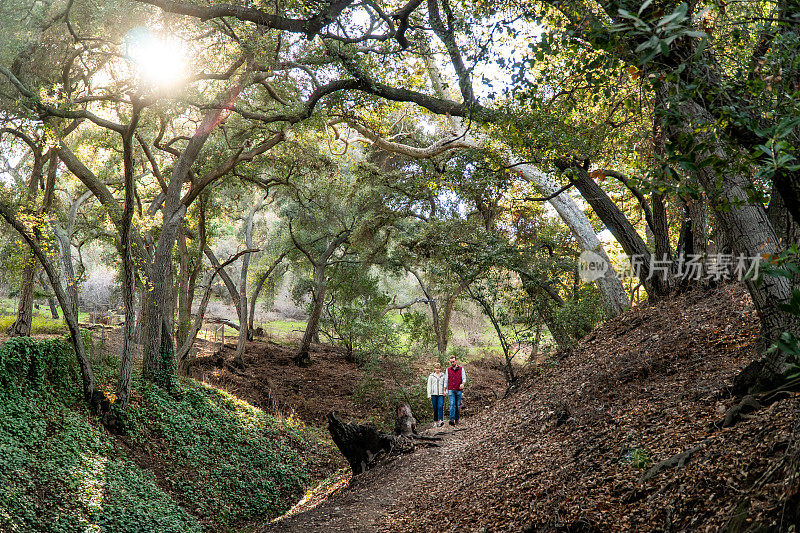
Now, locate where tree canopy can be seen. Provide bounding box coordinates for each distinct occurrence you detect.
[1,0,798,409]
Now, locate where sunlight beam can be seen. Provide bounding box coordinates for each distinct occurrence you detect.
[124,27,187,91]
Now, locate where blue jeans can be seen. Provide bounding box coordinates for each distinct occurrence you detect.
[448,390,462,422]
[430,395,444,421]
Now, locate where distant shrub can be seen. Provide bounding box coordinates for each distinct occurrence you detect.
[32,317,68,335]
[0,315,14,332]
[447,345,469,365]
[353,355,433,429]
[552,288,607,342]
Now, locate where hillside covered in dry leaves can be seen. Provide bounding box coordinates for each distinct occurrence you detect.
[382,282,800,531]
[269,282,800,531]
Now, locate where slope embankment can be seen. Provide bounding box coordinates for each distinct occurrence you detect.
[268,283,800,532]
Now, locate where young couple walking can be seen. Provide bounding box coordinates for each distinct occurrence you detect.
[426,356,466,427]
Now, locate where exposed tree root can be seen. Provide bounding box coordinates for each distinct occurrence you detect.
[623,441,709,503]
[638,445,704,485]
[714,376,800,429]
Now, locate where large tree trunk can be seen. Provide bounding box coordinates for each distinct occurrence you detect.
[293,231,349,366]
[471,289,516,384]
[10,150,47,337]
[248,269,270,334]
[768,181,800,250]
[411,271,446,354]
[677,192,708,261]
[408,269,464,355]
[0,202,97,405]
[652,192,673,262]
[232,195,263,365]
[437,283,467,354]
[176,224,192,346]
[675,103,800,391]
[53,191,91,326]
[507,157,630,316]
[175,248,253,373]
[177,200,207,349]
[117,118,139,407]
[234,276,249,364]
[10,259,36,336]
[11,149,60,336]
[47,297,59,319]
[569,168,673,299]
[140,121,285,385]
[143,109,220,389]
[205,246,258,366]
[37,273,60,319]
[773,172,800,229]
[176,274,214,374]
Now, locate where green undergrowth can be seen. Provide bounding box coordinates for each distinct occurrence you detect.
[125,379,332,529]
[352,353,431,430]
[0,336,338,532]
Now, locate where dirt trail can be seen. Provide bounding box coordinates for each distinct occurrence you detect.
[262,423,472,533]
[258,284,800,531]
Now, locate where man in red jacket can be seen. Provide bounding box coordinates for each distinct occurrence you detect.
[445,355,466,425]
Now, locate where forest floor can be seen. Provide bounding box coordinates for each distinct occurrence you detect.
[190,338,508,428]
[257,283,800,532]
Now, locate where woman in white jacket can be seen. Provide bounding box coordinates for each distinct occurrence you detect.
[426,362,447,427]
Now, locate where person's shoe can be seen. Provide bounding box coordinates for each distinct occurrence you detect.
[449,420,455,426]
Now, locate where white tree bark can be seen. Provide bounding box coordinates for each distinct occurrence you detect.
[416,50,629,316]
[506,157,629,316]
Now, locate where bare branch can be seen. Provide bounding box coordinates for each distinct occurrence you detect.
[342,119,475,158]
[136,0,357,39]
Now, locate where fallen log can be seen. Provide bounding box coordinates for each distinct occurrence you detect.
[327,411,395,475]
[327,404,441,475]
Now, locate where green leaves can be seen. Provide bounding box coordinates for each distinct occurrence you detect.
[0,336,74,395]
[613,3,707,65]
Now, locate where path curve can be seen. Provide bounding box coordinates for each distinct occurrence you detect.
[261,423,472,532]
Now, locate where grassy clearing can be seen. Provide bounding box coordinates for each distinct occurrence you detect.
[252,318,306,341]
[0,315,68,335]
[0,336,337,532]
